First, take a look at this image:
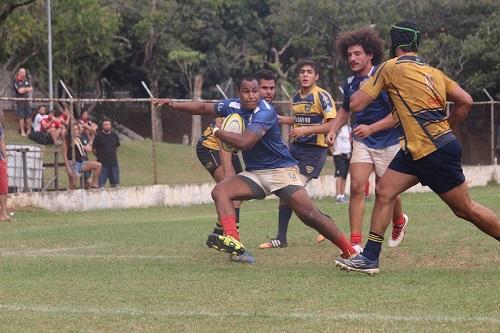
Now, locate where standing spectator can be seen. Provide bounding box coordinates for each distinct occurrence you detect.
[93,119,120,188]
[0,124,10,221]
[332,124,352,204]
[13,68,33,137]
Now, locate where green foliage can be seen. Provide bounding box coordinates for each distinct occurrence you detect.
[0,0,499,99]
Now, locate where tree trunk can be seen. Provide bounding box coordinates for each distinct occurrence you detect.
[191,73,203,145]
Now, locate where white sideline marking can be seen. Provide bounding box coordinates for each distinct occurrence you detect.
[0,246,100,255]
[0,304,498,324]
[0,253,189,260]
[0,245,189,260]
[4,209,278,235]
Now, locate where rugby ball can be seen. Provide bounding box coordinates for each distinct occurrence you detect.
[220,113,245,153]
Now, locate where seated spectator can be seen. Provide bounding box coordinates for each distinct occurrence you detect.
[63,123,101,189]
[78,110,98,143]
[29,106,53,145]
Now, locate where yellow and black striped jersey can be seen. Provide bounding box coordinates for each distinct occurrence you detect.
[292,85,336,147]
[361,54,458,160]
[199,118,222,150]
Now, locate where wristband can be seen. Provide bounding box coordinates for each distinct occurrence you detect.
[213,127,220,136]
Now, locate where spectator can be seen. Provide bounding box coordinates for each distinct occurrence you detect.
[63,123,101,189]
[0,124,9,221]
[93,119,120,188]
[29,106,54,145]
[332,124,352,204]
[13,67,33,137]
[78,110,98,143]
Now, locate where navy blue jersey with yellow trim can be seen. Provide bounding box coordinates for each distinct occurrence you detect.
[292,85,336,147]
[342,66,399,149]
[214,98,296,171]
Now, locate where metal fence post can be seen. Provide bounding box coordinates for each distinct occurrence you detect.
[142,82,158,185]
[483,89,495,165]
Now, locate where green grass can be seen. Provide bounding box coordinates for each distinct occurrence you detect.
[0,186,499,332]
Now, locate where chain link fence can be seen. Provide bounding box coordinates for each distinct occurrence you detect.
[0,97,499,192]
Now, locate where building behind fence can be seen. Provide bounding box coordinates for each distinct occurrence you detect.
[1,97,499,193]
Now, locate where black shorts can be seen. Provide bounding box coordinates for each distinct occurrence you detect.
[289,142,327,179]
[16,102,31,118]
[334,153,350,179]
[388,139,465,194]
[196,143,243,176]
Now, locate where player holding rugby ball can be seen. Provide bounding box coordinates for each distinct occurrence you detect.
[156,74,357,264]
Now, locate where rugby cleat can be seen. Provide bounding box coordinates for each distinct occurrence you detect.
[206,233,245,255]
[230,250,255,264]
[258,238,287,249]
[334,253,379,276]
[388,213,409,248]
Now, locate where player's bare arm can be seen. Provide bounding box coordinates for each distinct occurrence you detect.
[350,90,375,113]
[326,107,350,145]
[278,115,295,125]
[289,118,333,140]
[155,99,216,116]
[215,128,261,151]
[446,85,473,130]
[353,112,396,139]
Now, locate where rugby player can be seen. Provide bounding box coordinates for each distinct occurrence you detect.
[326,27,408,252]
[157,74,357,263]
[197,70,278,241]
[335,21,500,274]
[259,59,336,249]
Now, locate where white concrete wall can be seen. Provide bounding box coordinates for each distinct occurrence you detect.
[8,165,500,212]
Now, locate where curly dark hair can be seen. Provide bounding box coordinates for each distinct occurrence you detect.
[335,27,385,66]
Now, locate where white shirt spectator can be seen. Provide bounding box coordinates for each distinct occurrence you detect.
[334,125,352,155]
[32,113,46,132]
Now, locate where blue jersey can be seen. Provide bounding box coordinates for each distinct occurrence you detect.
[214,98,297,171]
[342,66,399,149]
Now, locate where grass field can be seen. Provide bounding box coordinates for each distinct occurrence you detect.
[0,185,499,332]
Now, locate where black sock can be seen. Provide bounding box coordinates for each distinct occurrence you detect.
[235,207,240,231]
[363,232,384,261]
[212,222,223,235]
[277,205,293,242]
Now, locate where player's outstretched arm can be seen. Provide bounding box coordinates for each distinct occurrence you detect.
[353,112,395,139]
[446,85,473,129]
[155,99,216,116]
[326,107,350,145]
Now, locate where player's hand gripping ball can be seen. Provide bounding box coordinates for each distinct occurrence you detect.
[220,113,245,153]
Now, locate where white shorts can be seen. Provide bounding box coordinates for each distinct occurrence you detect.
[350,140,400,177]
[239,166,305,197]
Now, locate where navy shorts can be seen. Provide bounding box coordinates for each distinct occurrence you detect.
[196,143,243,176]
[388,139,465,193]
[289,142,327,179]
[334,153,350,179]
